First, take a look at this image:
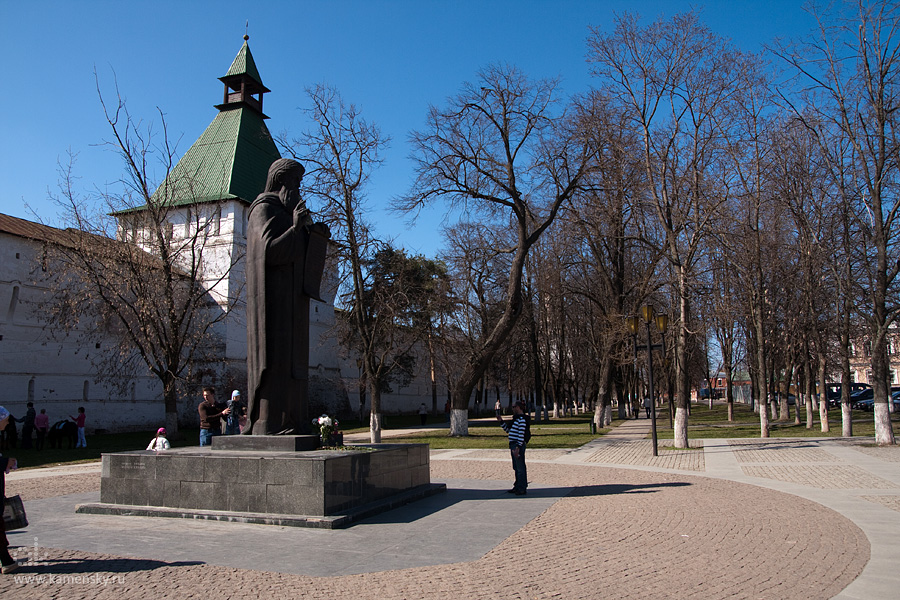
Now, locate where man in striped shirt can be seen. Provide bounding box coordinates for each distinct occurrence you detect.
[497,400,529,495]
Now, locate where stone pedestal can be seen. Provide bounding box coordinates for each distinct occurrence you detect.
[212,434,320,452]
[76,443,444,528]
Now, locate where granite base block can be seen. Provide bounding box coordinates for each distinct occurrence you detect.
[78,443,439,527]
[76,482,446,529]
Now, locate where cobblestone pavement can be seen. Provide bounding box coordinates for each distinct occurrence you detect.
[0,420,896,599]
[582,439,705,471]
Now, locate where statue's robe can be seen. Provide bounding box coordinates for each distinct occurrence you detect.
[244,194,328,435]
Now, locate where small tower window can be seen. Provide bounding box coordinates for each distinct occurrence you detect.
[6,286,20,322]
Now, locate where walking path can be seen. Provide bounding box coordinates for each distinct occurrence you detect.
[2,415,897,599]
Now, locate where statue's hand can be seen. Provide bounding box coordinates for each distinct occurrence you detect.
[293,201,312,227]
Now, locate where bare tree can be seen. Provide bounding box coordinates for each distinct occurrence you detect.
[588,11,751,447]
[44,86,239,436]
[281,84,410,442]
[400,64,592,435]
[774,0,899,444]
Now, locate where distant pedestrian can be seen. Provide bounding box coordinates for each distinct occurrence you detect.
[643,397,652,419]
[0,406,21,574]
[18,403,35,449]
[444,400,451,423]
[225,390,244,435]
[497,400,530,495]
[34,409,49,451]
[70,407,87,448]
[198,387,229,447]
[146,427,170,451]
[495,399,502,417]
[419,403,428,426]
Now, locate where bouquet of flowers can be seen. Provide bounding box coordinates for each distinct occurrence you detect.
[313,414,339,445]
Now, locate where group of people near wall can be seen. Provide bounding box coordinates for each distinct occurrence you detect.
[0,403,86,451]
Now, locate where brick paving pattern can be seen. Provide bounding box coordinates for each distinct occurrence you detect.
[0,461,869,599]
[728,440,841,464]
[859,495,900,512]
[8,473,101,501]
[741,464,900,489]
[455,448,570,461]
[847,444,900,462]
[583,440,705,471]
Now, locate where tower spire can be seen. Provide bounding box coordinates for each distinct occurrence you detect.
[216,35,269,118]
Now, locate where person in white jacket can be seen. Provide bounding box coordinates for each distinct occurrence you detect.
[147,427,170,451]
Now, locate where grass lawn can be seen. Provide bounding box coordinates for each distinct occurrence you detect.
[358,414,608,449]
[654,401,899,439]
[14,402,887,470]
[6,414,607,469]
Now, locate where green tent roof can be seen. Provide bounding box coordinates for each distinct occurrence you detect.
[141,39,280,209]
[151,107,280,207]
[223,40,265,88]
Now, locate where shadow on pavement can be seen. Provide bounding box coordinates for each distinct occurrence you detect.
[8,555,204,575]
[567,481,692,497]
[358,480,693,525]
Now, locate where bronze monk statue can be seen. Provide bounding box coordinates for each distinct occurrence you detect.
[244,158,331,435]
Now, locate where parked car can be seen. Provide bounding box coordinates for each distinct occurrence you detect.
[891,390,900,412]
[826,383,871,408]
[850,388,875,410]
[855,398,875,411]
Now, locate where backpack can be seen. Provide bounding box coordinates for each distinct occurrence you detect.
[523,414,532,443]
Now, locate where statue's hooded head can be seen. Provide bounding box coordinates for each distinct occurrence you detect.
[265,158,306,193]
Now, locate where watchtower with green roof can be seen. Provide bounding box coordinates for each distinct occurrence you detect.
[151,34,281,210]
[117,36,283,380]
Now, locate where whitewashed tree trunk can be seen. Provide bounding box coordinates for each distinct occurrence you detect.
[874,403,896,446]
[369,411,382,443]
[450,408,468,436]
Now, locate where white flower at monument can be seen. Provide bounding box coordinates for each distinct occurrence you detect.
[314,415,333,427]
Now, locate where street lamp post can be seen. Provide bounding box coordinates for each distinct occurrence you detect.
[628,306,668,457]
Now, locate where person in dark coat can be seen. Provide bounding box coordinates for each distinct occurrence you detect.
[0,406,20,573]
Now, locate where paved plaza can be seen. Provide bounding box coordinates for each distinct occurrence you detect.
[0,418,897,599]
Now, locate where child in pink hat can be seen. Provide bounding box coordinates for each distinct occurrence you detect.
[146,427,170,451]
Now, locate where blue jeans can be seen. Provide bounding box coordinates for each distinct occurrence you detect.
[510,442,527,491]
[199,428,219,446]
[224,417,240,435]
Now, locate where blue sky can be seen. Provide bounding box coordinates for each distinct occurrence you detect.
[1,0,814,257]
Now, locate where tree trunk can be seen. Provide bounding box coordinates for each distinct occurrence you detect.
[162,372,180,438]
[672,287,690,448]
[818,354,829,433]
[804,360,815,429]
[369,381,382,443]
[754,308,769,438]
[870,325,896,445]
[594,356,613,431]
